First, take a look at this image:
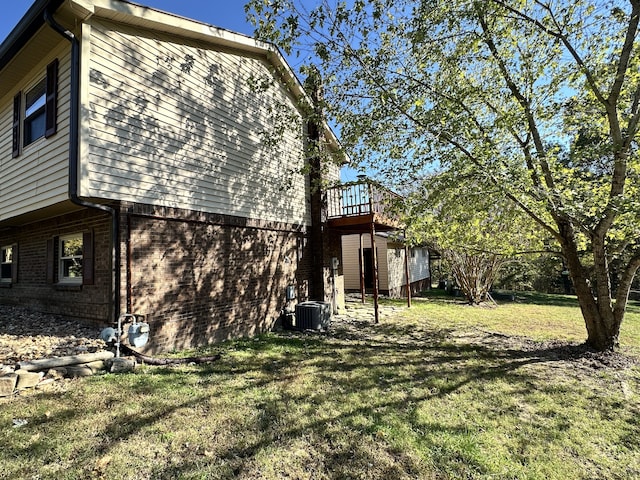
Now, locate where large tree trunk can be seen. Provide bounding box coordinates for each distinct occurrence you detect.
[560,222,621,351]
[579,297,620,351]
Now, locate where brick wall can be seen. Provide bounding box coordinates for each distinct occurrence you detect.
[0,201,341,353]
[120,203,313,353]
[0,208,112,323]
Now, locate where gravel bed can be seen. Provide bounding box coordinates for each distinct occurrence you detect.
[0,305,107,367]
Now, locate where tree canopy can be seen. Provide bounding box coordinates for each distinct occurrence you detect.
[247,0,640,351]
[406,171,544,304]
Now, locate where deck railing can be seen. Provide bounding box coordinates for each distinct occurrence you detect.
[325,180,402,222]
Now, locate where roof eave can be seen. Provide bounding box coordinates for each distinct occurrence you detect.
[0,0,66,70]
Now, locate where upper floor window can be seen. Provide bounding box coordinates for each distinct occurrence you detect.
[24,78,47,146]
[12,59,58,158]
[1,245,15,283]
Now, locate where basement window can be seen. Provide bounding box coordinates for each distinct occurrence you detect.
[0,245,14,283]
[58,234,83,284]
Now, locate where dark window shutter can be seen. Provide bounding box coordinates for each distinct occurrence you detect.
[46,237,56,284]
[11,244,18,284]
[83,231,94,285]
[45,59,58,138]
[12,93,21,157]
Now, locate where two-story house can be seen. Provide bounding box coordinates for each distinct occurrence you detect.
[0,0,344,352]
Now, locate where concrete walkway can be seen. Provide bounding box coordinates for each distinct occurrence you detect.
[335,295,407,323]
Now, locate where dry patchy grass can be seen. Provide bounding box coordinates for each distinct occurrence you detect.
[1,294,639,479]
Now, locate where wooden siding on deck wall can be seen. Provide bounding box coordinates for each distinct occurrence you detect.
[411,247,430,283]
[0,46,71,222]
[82,20,310,226]
[342,234,430,293]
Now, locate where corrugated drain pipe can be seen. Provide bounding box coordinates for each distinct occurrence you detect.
[44,8,121,325]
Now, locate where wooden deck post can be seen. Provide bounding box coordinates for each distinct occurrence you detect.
[404,240,412,308]
[370,223,380,324]
[359,233,366,303]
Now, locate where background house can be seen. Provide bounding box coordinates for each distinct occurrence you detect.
[341,233,430,298]
[0,0,343,352]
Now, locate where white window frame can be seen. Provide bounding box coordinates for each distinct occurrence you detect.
[58,234,83,284]
[12,59,57,158]
[23,76,47,147]
[0,245,13,283]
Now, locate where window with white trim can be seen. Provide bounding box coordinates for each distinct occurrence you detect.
[58,234,83,283]
[0,246,13,283]
[23,77,47,146]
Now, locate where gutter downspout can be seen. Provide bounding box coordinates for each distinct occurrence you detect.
[44,8,121,325]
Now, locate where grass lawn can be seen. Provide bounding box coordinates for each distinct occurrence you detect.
[1,293,639,479]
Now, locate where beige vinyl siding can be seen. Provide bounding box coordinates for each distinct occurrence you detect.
[387,245,430,290]
[341,234,389,291]
[83,21,310,225]
[324,160,341,184]
[0,49,71,221]
[342,235,430,293]
[342,234,361,291]
[386,245,430,290]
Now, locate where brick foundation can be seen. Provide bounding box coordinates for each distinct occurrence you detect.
[120,203,314,353]
[0,208,112,323]
[0,201,342,353]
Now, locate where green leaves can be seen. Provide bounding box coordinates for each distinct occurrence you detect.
[245,0,640,345]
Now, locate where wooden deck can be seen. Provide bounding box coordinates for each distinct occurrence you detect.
[324,180,410,321]
[325,181,402,232]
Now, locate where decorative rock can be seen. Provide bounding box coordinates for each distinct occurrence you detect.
[0,305,107,365]
[36,378,56,388]
[84,360,106,374]
[46,368,67,380]
[0,374,17,397]
[65,365,95,378]
[110,357,136,374]
[14,370,43,390]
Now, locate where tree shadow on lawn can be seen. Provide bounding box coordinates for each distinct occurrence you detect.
[418,288,584,308]
[505,291,580,308]
[139,318,640,477]
[5,315,637,479]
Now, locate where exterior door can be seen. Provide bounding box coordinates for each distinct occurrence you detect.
[362,248,373,289]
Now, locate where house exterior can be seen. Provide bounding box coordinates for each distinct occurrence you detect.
[341,233,430,298]
[0,0,344,352]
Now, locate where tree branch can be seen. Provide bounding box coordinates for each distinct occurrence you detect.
[489,0,608,105]
[476,9,562,213]
[614,253,640,323]
[607,0,640,106]
[624,84,640,150]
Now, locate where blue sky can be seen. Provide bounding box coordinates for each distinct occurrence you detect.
[0,0,359,181]
[0,1,255,41]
